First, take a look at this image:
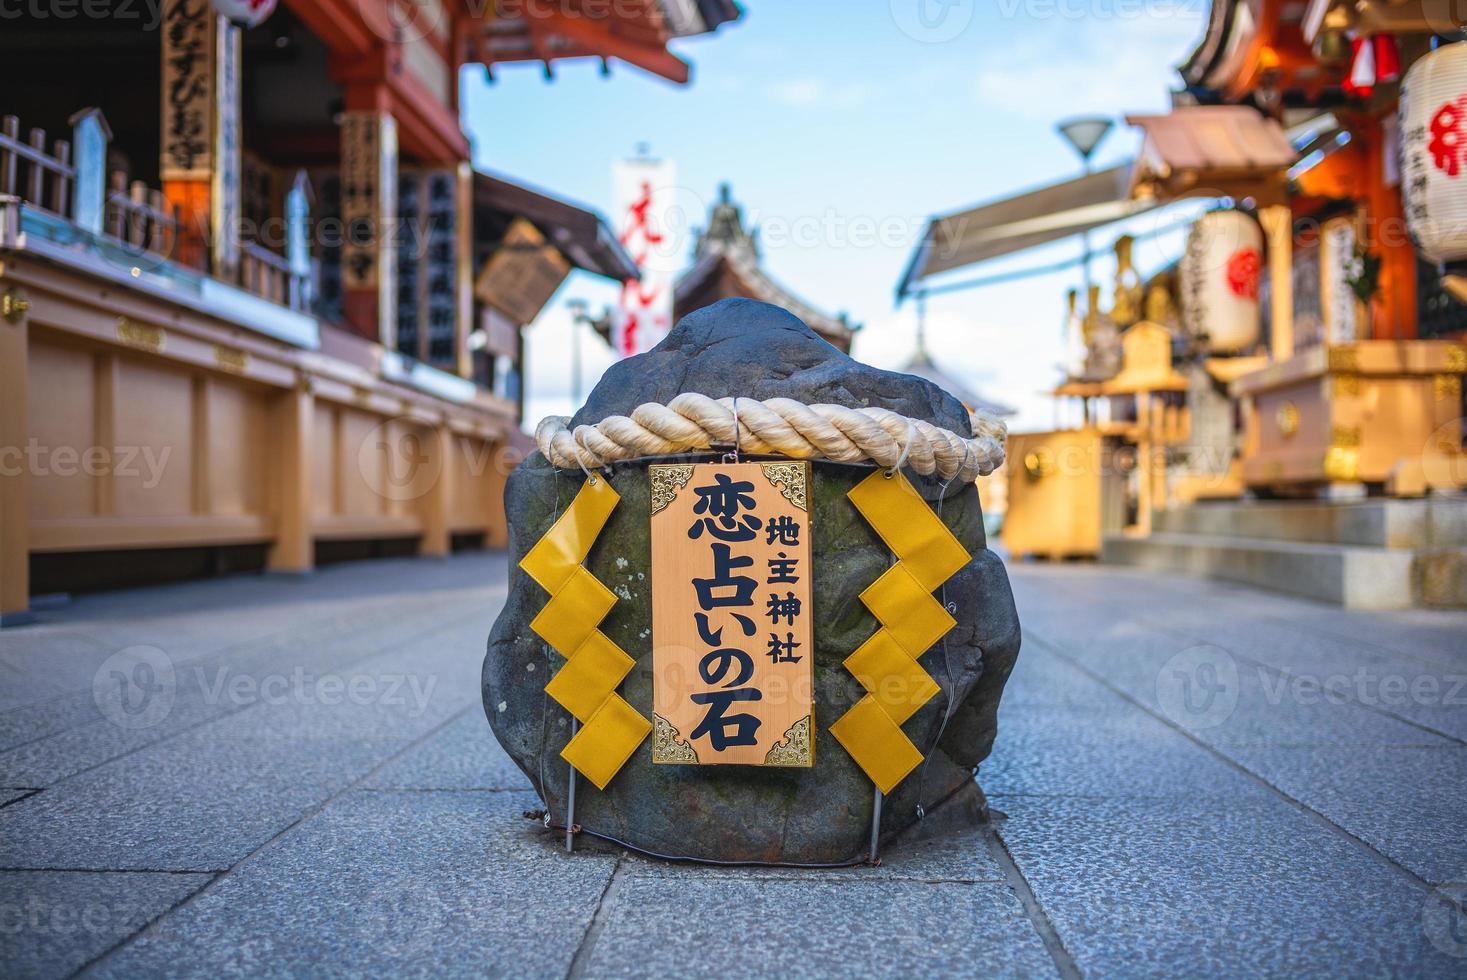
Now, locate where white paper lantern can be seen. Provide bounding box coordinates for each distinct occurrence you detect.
[1401,41,1467,265]
[1179,209,1263,353]
[211,0,276,27]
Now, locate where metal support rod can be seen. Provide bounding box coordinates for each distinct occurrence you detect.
[868,788,883,863]
[571,318,583,409]
[1080,156,1094,308]
[565,718,578,853]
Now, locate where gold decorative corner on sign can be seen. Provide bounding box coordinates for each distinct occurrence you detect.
[1445,344,1466,373]
[652,713,699,764]
[1434,374,1461,401]
[763,715,813,767]
[759,461,808,511]
[648,463,695,516]
[1331,374,1360,399]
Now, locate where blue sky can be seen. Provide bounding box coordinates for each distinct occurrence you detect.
[461,1,1210,432]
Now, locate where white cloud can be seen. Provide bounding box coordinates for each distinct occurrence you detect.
[973,9,1204,122]
[766,77,873,109]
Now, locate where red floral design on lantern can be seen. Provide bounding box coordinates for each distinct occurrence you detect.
[1225,247,1261,301]
[1429,97,1467,178]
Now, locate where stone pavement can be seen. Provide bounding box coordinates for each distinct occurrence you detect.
[1,552,1464,978]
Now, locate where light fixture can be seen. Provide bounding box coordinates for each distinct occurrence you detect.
[1056,116,1114,163]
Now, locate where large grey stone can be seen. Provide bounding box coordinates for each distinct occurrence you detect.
[484,299,1021,863]
[570,298,971,431]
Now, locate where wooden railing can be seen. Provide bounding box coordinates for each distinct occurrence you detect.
[0,116,73,217]
[2,107,317,316]
[241,241,314,312]
[104,170,183,265]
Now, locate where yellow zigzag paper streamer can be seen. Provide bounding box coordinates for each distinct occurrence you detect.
[829,470,971,794]
[520,477,651,790]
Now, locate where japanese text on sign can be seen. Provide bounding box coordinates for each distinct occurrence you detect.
[650,462,814,767]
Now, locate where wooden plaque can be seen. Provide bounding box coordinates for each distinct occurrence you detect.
[475,218,571,326]
[649,462,814,767]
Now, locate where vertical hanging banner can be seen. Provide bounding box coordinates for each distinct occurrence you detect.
[340,111,398,345]
[161,0,215,182]
[160,0,241,274]
[612,157,678,356]
[649,462,814,767]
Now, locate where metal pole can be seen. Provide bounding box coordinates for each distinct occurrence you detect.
[868,788,883,863]
[1080,155,1094,311]
[570,318,583,409]
[565,718,578,853]
[915,290,928,357]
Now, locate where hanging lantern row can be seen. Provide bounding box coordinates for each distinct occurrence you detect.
[1179,209,1263,354]
[211,0,276,28]
[1400,40,1467,267]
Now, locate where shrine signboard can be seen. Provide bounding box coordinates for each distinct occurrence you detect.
[649,462,814,767]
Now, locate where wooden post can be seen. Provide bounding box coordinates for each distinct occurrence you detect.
[1260,204,1294,362]
[285,170,313,311]
[456,162,474,378]
[1363,116,1417,340]
[68,108,111,236]
[484,437,513,549]
[419,425,451,558]
[339,100,398,346]
[0,276,29,624]
[93,352,118,519]
[1134,393,1153,537]
[268,380,314,574]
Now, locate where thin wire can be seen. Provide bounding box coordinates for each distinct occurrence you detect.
[912,464,966,818]
[534,468,564,813]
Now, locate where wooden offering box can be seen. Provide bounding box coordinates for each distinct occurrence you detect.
[1003,429,1122,559]
[1233,341,1467,495]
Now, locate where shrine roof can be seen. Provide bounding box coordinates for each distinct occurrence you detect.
[474,171,638,281]
[467,0,742,84]
[675,185,855,346]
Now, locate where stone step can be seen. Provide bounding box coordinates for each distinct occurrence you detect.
[1151,496,1467,549]
[1102,531,1467,610]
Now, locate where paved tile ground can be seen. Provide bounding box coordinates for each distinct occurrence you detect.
[1,552,1465,977]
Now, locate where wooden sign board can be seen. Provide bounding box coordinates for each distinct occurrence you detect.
[475,218,571,327]
[649,462,814,767]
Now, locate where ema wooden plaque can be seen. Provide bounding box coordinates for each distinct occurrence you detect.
[649,461,814,767]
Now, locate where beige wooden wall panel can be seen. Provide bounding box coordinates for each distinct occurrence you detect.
[114,357,193,517]
[206,381,269,518]
[447,435,493,531]
[338,408,385,519]
[27,340,97,522]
